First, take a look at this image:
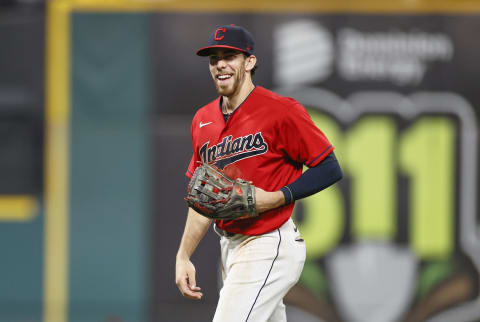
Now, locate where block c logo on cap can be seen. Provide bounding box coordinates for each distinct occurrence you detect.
[214,27,227,41]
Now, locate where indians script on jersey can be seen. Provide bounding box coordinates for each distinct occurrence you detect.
[187,86,334,235]
[199,132,268,169]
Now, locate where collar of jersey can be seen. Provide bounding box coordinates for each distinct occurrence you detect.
[218,85,258,122]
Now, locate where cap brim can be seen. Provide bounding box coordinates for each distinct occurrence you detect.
[196,45,250,56]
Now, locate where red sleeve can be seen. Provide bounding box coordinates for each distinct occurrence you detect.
[186,116,200,178]
[186,156,196,178]
[278,102,333,167]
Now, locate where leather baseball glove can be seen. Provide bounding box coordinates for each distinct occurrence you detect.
[185,163,258,220]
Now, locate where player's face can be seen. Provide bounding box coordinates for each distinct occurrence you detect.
[208,49,248,97]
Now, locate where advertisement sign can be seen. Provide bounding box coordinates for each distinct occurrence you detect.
[151,12,480,322]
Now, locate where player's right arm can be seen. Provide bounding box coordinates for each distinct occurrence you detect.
[175,207,212,300]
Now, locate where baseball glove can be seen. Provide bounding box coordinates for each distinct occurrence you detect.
[185,163,258,220]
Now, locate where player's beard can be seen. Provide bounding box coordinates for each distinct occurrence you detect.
[213,65,246,98]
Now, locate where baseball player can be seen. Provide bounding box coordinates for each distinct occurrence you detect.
[175,24,343,322]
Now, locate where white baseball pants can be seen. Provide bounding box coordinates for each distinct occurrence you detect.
[213,218,306,322]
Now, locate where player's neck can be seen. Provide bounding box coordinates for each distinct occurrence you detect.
[221,79,255,114]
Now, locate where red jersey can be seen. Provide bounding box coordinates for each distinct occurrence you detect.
[186,86,333,235]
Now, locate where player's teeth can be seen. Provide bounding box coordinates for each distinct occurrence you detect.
[218,75,231,80]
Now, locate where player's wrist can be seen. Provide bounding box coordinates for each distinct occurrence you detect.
[176,251,190,261]
[256,189,285,213]
[273,190,286,208]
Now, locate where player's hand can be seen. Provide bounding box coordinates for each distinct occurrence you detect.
[255,187,285,213]
[175,257,203,300]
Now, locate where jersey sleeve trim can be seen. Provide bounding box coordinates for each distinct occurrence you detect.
[306,144,333,167]
[281,185,294,205]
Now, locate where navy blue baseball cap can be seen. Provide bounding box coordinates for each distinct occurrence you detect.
[196,24,255,57]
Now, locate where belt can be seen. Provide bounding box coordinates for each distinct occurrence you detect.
[214,224,237,238]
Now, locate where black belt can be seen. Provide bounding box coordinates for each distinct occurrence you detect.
[214,225,237,238]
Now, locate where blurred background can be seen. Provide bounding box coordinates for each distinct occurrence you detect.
[0,0,479,321]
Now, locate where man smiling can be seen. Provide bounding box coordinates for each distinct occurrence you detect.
[175,24,343,322]
[208,49,255,99]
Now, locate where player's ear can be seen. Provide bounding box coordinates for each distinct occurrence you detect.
[245,55,257,72]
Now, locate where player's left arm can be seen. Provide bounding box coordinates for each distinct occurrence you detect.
[256,152,343,212]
